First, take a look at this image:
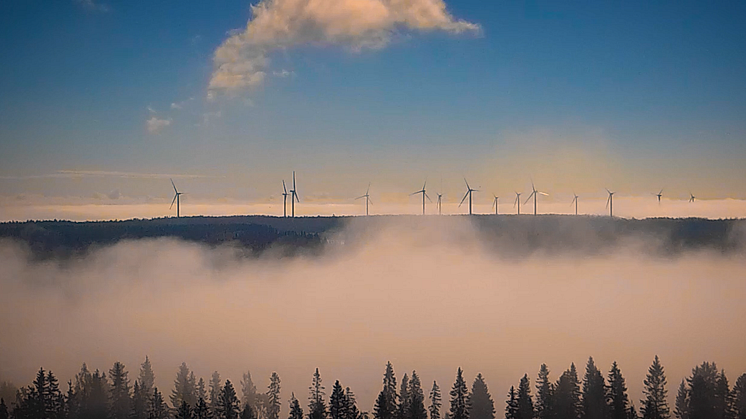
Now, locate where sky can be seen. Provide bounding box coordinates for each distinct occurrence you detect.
[1,0,746,220]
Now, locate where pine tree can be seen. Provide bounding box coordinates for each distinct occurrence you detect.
[194,397,212,419]
[241,372,258,410]
[581,358,606,419]
[535,365,554,419]
[607,362,631,419]
[505,387,519,419]
[308,369,327,419]
[374,363,398,419]
[178,400,194,419]
[640,356,669,419]
[110,361,132,419]
[673,380,688,419]
[430,381,442,419]
[217,380,241,419]
[198,379,208,404]
[0,398,7,419]
[267,373,282,419]
[330,381,349,419]
[140,357,156,396]
[210,372,223,414]
[516,374,534,419]
[289,393,304,419]
[399,375,411,419]
[628,404,638,419]
[408,372,427,419]
[133,381,150,419]
[172,363,198,408]
[242,404,257,419]
[449,368,470,419]
[149,387,169,419]
[346,387,362,419]
[470,374,495,419]
[555,364,581,419]
[733,374,746,419]
[714,370,732,419]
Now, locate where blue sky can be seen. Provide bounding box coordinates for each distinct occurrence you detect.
[1,0,745,213]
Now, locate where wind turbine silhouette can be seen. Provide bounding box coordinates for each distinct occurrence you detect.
[289,171,299,217]
[410,180,431,215]
[436,178,443,215]
[281,180,289,217]
[492,195,499,215]
[571,193,579,215]
[653,188,664,203]
[169,179,185,218]
[605,188,615,217]
[458,179,478,215]
[689,192,696,203]
[514,192,521,215]
[524,180,548,215]
[356,183,372,216]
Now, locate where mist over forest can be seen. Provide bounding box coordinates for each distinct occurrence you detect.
[1,216,745,419]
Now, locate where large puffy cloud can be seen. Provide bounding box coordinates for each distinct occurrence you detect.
[207,0,480,97]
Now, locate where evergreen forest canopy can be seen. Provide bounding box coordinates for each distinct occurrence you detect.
[1,357,745,419]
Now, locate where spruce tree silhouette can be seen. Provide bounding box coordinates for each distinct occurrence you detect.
[0,398,7,419]
[449,368,470,419]
[581,357,607,419]
[554,364,581,419]
[516,374,533,419]
[607,362,631,419]
[149,387,169,419]
[132,381,149,419]
[289,393,304,419]
[241,372,258,411]
[197,378,208,403]
[505,386,519,419]
[172,363,197,408]
[429,381,442,419]
[470,374,495,419]
[673,380,688,419]
[330,380,348,419]
[267,372,282,419]
[308,369,327,419]
[535,364,554,419]
[210,372,223,414]
[346,387,362,419]
[178,400,194,419]
[194,397,211,419]
[732,374,746,419]
[241,403,257,419]
[217,380,241,419]
[399,374,411,419]
[139,356,156,396]
[375,363,398,419]
[640,356,669,419]
[110,361,131,419]
[407,372,427,419]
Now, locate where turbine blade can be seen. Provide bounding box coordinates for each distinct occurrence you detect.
[368,197,373,205]
[170,194,177,209]
[458,191,469,207]
[293,171,296,190]
[524,192,534,205]
[425,193,432,202]
[171,178,178,194]
[464,178,470,190]
[283,180,287,194]
[539,192,549,196]
[606,195,611,208]
[366,183,370,195]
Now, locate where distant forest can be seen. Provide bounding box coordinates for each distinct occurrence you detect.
[2,357,745,419]
[0,216,742,259]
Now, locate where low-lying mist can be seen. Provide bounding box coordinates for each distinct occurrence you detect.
[1,217,745,413]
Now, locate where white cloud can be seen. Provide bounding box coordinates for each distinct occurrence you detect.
[170,97,194,110]
[147,116,172,134]
[272,69,296,78]
[147,105,157,114]
[170,103,182,110]
[208,0,480,97]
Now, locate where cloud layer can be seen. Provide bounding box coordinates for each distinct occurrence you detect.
[208,0,480,97]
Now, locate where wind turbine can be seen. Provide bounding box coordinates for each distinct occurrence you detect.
[436,177,443,215]
[458,179,478,215]
[605,188,615,217]
[169,179,185,218]
[492,195,499,215]
[281,180,289,217]
[689,193,696,203]
[653,188,664,203]
[289,171,299,217]
[524,180,548,215]
[356,183,372,216]
[571,193,579,215]
[514,192,522,214]
[410,180,432,215]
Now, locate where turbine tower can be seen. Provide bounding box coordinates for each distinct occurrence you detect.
[514,192,522,215]
[524,180,548,215]
[653,188,663,203]
[169,179,185,218]
[458,178,478,215]
[436,193,443,215]
[410,180,432,215]
[355,183,372,216]
[571,193,579,215]
[605,188,615,217]
[492,195,499,215]
[689,193,696,203]
[281,180,289,217]
[289,171,299,217]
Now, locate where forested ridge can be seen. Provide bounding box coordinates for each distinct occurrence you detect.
[2,357,745,419]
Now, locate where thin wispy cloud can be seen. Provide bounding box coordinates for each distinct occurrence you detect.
[147,116,172,134]
[207,0,481,98]
[272,69,296,78]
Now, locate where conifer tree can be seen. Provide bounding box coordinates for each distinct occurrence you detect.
[607,362,631,419]
[289,393,304,419]
[133,381,150,419]
[346,387,362,419]
[732,374,746,419]
[449,368,470,419]
[194,397,212,419]
[267,373,282,419]
[217,380,241,419]
[470,374,495,419]
[241,372,258,410]
[110,361,132,419]
[149,387,169,419]
[172,363,198,408]
[0,398,7,419]
[673,380,688,419]
[179,400,194,419]
[628,404,638,419]
[308,369,327,419]
[714,370,732,419]
[554,364,581,419]
[198,379,208,404]
[140,357,156,396]
[535,365,554,419]
[430,381,442,419]
[408,372,428,419]
[581,358,606,419]
[242,403,257,419]
[330,381,349,419]
[516,374,534,419]
[505,387,518,419]
[399,375,411,419]
[210,372,223,414]
[374,363,398,419]
[640,356,669,419]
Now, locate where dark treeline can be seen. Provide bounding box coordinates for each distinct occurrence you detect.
[2,356,746,419]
